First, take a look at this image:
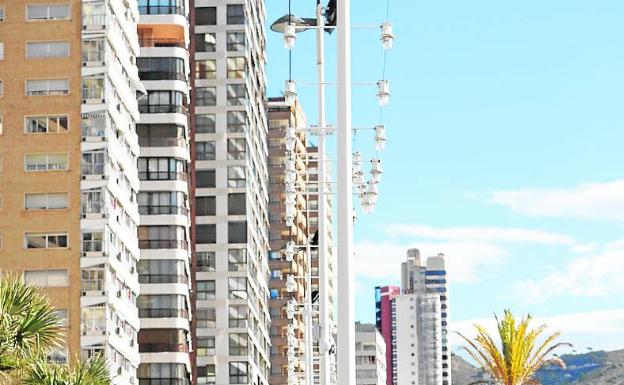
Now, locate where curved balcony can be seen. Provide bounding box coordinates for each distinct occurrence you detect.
[139,343,189,353]
[138,239,188,250]
[139,274,189,284]
[139,71,186,81]
[139,6,185,16]
[139,38,185,49]
[139,104,187,114]
[139,379,190,385]
[138,308,189,319]
[138,171,187,181]
[139,205,189,216]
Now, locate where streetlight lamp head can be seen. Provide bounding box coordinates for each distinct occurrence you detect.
[380,22,395,50]
[284,80,297,106]
[284,23,297,50]
[270,14,314,33]
[374,125,387,151]
[377,80,390,106]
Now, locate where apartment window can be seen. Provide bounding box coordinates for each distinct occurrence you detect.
[81,113,106,138]
[197,280,216,300]
[25,115,68,133]
[195,87,216,106]
[195,33,216,52]
[26,79,69,96]
[227,166,245,188]
[26,232,68,249]
[25,153,68,171]
[195,60,216,80]
[82,232,103,252]
[24,270,68,287]
[137,295,187,318]
[196,307,216,328]
[138,0,184,15]
[82,38,104,63]
[27,5,71,20]
[228,277,247,300]
[138,364,188,383]
[0,115,3,134]
[139,90,186,114]
[197,365,216,385]
[195,114,215,133]
[227,193,245,215]
[195,7,216,25]
[138,157,186,181]
[196,170,216,188]
[196,141,216,160]
[226,32,245,52]
[228,222,247,243]
[228,305,247,327]
[25,193,68,210]
[227,84,246,106]
[226,5,245,25]
[227,111,247,133]
[196,224,216,244]
[228,249,246,272]
[82,76,104,100]
[26,41,70,58]
[138,57,185,81]
[196,251,216,272]
[0,43,3,60]
[138,191,186,215]
[229,362,248,384]
[54,309,69,328]
[0,7,4,22]
[228,333,248,356]
[226,57,246,79]
[0,80,3,96]
[138,225,187,249]
[227,138,246,160]
[137,260,185,284]
[196,196,216,216]
[196,337,215,357]
[81,151,105,175]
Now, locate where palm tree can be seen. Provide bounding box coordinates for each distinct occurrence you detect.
[24,355,110,385]
[457,310,571,385]
[0,275,64,380]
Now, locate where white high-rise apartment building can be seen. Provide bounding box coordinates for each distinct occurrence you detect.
[191,1,271,384]
[355,323,387,385]
[391,249,450,385]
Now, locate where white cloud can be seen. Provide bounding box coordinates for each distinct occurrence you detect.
[512,240,624,303]
[355,240,506,284]
[490,180,624,221]
[451,309,624,354]
[387,224,574,245]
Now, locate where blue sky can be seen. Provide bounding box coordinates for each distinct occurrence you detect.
[265,1,624,352]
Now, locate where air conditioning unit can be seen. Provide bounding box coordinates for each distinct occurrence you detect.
[115,327,121,335]
[116,290,122,298]
[117,367,122,375]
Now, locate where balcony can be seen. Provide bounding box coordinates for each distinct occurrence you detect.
[82,14,107,29]
[139,104,187,114]
[139,379,190,385]
[139,38,185,49]
[138,136,187,148]
[139,5,185,16]
[139,274,188,284]
[138,308,188,319]
[139,71,186,81]
[138,239,188,250]
[139,343,189,353]
[138,171,187,182]
[139,205,189,216]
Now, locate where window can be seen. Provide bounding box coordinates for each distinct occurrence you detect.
[26,41,70,58]
[197,280,216,300]
[82,38,104,63]
[82,232,103,252]
[196,307,216,328]
[137,295,187,318]
[196,141,216,160]
[228,305,247,327]
[81,151,105,175]
[227,5,244,25]
[229,333,248,356]
[195,33,216,52]
[138,157,186,181]
[196,170,216,188]
[137,124,185,147]
[196,224,216,244]
[26,232,68,249]
[82,76,104,100]
[195,114,215,133]
[26,79,69,96]
[138,191,186,215]
[24,270,68,287]
[27,4,71,20]
[227,166,245,188]
[227,138,246,160]
[0,115,3,134]
[197,337,215,357]
[226,57,245,79]
[228,277,247,299]
[0,43,3,60]
[197,365,216,385]
[229,362,248,384]
[25,193,68,210]
[54,309,69,327]
[138,0,184,15]
[138,364,188,382]
[25,115,68,133]
[196,251,216,272]
[196,196,216,216]
[195,60,216,80]
[227,84,246,106]
[228,222,247,243]
[0,80,3,96]
[138,225,187,249]
[139,90,186,113]
[227,111,247,133]
[228,249,246,272]
[227,193,245,215]
[227,32,245,52]
[195,7,216,25]
[25,153,68,171]
[195,87,216,106]
[0,7,4,22]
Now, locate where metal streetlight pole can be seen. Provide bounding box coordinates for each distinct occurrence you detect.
[336,1,355,385]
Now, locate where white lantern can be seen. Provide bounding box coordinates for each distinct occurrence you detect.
[367,183,379,205]
[285,126,297,151]
[374,125,387,151]
[286,274,296,292]
[285,215,294,227]
[285,159,296,172]
[352,152,362,172]
[287,300,296,319]
[370,158,383,183]
[284,80,297,106]
[377,80,390,106]
[284,23,297,50]
[380,22,395,50]
[285,240,295,261]
[285,170,296,183]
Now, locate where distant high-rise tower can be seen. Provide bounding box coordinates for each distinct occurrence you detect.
[355,322,387,385]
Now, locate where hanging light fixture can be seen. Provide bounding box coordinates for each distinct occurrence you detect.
[284,80,297,106]
[360,193,374,214]
[285,126,297,151]
[352,152,362,173]
[285,170,296,183]
[287,299,297,319]
[370,158,383,183]
[284,23,297,50]
[285,240,295,261]
[380,22,395,50]
[374,125,387,151]
[286,274,296,292]
[367,182,379,205]
[377,80,390,106]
